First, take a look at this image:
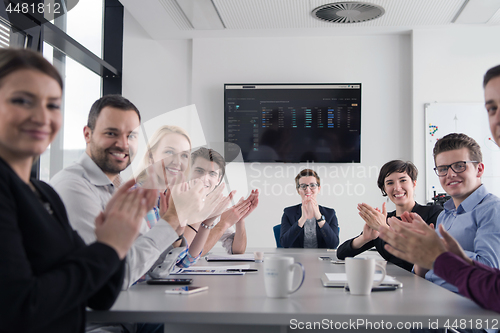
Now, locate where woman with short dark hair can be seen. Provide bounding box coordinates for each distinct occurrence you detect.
[337,160,443,271]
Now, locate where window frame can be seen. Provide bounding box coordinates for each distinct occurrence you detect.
[0,0,124,179]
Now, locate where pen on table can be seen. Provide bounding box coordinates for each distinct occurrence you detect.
[226,269,258,272]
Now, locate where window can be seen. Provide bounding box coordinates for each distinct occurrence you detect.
[65,0,104,58]
[39,42,102,181]
[0,17,27,48]
[0,0,124,180]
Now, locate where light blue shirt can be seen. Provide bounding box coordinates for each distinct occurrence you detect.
[426,185,500,293]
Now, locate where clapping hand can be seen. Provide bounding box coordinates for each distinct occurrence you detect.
[378,214,446,270]
[166,173,234,226]
[301,197,316,220]
[140,164,160,190]
[220,196,251,227]
[240,189,259,220]
[96,179,157,259]
[360,223,380,242]
[158,189,170,218]
[207,188,236,221]
[357,202,387,231]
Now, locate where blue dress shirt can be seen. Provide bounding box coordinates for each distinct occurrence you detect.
[426,185,500,293]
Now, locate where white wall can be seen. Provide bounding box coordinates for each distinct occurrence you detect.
[122,10,192,123]
[190,36,412,247]
[412,26,500,203]
[123,16,413,248]
[123,6,500,249]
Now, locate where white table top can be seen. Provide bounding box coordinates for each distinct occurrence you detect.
[87,248,500,330]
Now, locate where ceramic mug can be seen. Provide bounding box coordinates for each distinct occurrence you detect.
[345,257,386,295]
[254,251,264,263]
[264,256,305,298]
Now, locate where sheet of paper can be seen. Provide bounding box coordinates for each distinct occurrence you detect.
[324,273,399,284]
[205,254,255,261]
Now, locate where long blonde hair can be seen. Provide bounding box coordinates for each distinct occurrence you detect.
[135,125,192,185]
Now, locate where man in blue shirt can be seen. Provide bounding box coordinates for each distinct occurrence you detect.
[414,133,500,293]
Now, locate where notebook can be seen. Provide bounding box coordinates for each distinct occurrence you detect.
[170,264,249,275]
[321,273,403,288]
[205,254,255,262]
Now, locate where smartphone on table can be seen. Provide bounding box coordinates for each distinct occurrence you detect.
[164,286,209,295]
[147,278,193,285]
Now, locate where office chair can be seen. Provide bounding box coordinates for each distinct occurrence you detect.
[272,225,339,249]
[273,224,282,248]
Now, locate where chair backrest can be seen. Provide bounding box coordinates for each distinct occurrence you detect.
[273,224,282,248]
[271,225,339,248]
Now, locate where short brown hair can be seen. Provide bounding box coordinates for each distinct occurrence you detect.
[87,95,140,131]
[191,147,226,183]
[484,64,500,88]
[377,160,418,196]
[295,169,320,188]
[433,133,482,164]
[0,48,62,90]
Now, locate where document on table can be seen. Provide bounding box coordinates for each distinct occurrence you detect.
[205,253,255,261]
[321,273,403,288]
[171,264,251,275]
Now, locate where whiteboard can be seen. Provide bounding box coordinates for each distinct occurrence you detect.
[425,103,500,202]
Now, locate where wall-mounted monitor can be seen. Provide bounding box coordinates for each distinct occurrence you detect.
[224,83,361,163]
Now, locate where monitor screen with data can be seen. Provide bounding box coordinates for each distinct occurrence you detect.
[224,83,361,163]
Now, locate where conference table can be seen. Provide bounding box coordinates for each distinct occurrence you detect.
[87,248,500,332]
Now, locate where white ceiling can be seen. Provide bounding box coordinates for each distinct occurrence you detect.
[120,0,500,39]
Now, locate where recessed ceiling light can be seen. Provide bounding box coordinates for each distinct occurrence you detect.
[176,0,225,30]
[312,2,385,24]
[453,0,500,24]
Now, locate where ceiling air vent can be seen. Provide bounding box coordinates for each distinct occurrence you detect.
[312,2,385,23]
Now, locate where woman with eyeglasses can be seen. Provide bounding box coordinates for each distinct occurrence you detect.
[336,160,443,271]
[280,169,339,249]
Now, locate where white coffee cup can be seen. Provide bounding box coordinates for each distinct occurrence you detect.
[264,256,305,298]
[345,257,386,295]
[254,251,264,263]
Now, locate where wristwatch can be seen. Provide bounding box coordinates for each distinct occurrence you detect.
[316,215,325,223]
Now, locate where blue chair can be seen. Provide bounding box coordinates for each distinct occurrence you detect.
[273,224,282,248]
[272,225,339,249]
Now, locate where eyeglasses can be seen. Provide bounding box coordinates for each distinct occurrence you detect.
[433,161,478,177]
[297,183,319,190]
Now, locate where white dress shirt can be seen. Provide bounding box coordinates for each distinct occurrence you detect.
[50,153,178,289]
